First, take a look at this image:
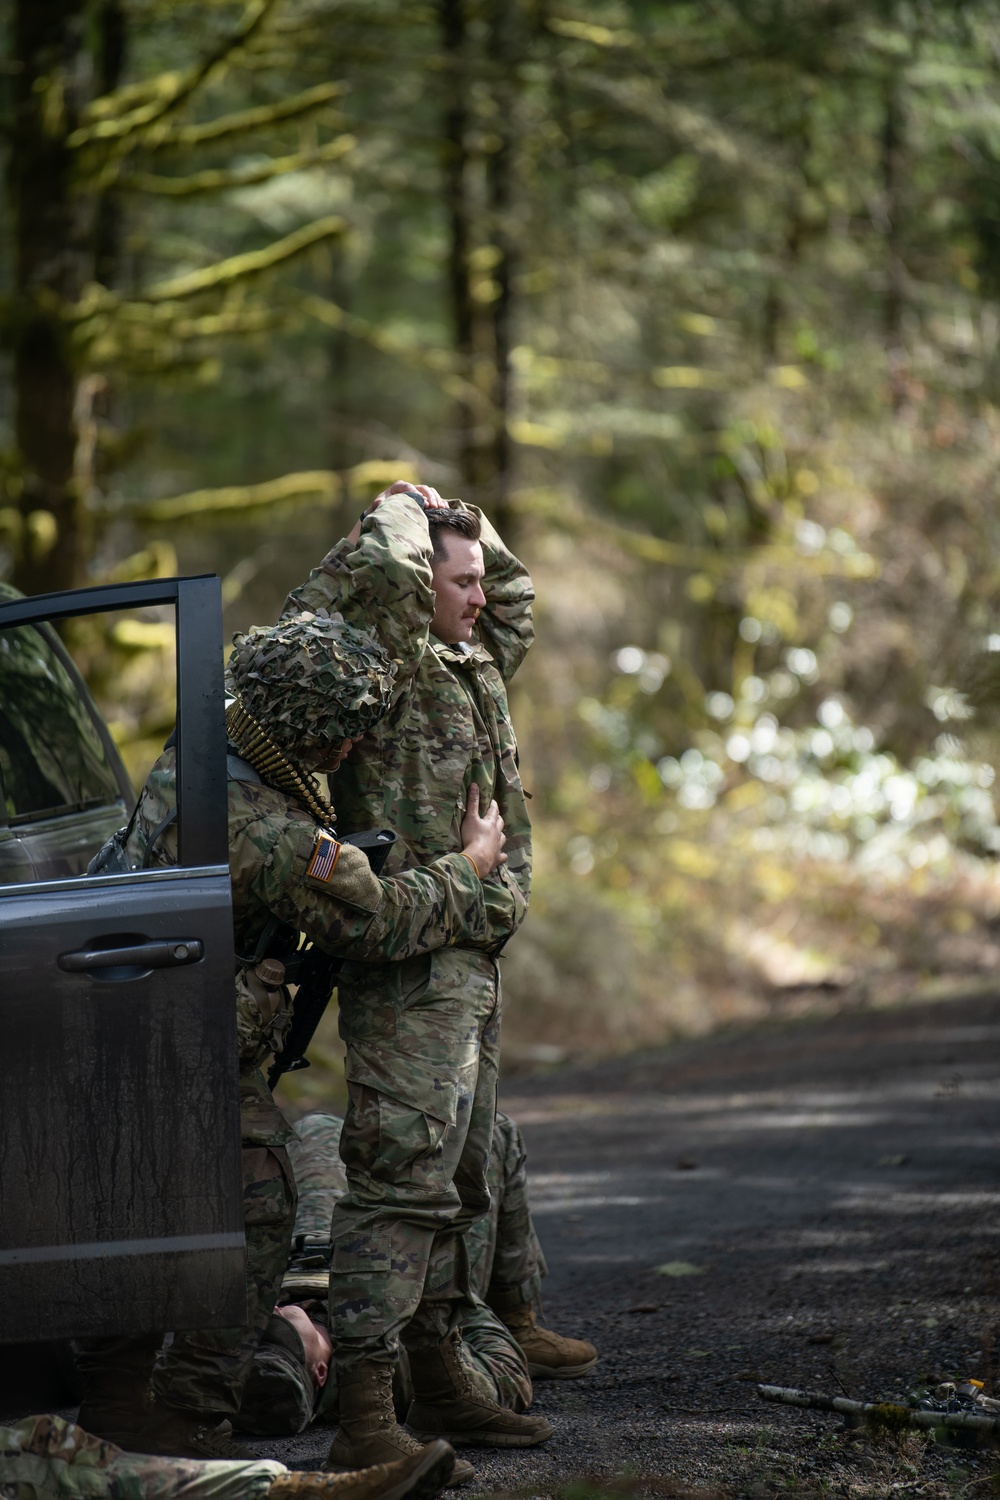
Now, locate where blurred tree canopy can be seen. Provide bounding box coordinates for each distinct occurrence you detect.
[4,0,1000,1065]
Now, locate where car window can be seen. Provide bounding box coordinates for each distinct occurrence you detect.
[0,621,122,823]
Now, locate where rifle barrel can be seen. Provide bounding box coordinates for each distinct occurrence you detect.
[757,1384,1000,1434]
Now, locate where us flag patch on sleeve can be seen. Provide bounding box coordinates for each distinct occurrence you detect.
[307,830,341,883]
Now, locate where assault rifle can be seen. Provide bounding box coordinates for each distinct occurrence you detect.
[757,1382,1000,1439]
[266,828,396,1090]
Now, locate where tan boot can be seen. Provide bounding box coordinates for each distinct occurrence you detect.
[493,1294,598,1380]
[405,1331,553,1448]
[327,1361,474,1488]
[270,1439,455,1500]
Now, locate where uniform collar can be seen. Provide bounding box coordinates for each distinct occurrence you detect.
[430,635,493,667]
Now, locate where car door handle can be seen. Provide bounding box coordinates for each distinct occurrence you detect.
[57,939,204,972]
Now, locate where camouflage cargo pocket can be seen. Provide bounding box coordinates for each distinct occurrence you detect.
[243,1146,296,1227]
[340,1077,451,1188]
[330,1228,392,1338]
[344,1044,459,1128]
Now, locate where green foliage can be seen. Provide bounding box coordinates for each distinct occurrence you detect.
[5,0,1000,1068]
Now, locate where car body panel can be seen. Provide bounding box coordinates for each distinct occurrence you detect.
[0,577,244,1345]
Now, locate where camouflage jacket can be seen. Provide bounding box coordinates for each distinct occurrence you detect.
[123,748,487,1070]
[0,1414,284,1500]
[281,494,533,952]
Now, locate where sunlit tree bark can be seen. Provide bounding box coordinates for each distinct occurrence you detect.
[8,0,91,593]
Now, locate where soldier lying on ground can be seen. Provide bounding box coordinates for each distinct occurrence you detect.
[0,1414,453,1500]
[75,611,508,1468]
[235,1110,598,1437]
[278,486,541,1484]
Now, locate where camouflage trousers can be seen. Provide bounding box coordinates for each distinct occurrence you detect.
[285,1107,541,1418]
[0,1415,284,1500]
[78,1075,296,1420]
[467,1110,547,1311]
[330,948,501,1374]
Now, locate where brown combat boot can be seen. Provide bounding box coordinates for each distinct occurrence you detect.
[327,1361,474,1488]
[491,1291,598,1380]
[405,1330,554,1448]
[132,1398,257,1460]
[270,1440,455,1500]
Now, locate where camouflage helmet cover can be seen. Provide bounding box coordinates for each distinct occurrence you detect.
[227,610,396,753]
[234,1312,315,1436]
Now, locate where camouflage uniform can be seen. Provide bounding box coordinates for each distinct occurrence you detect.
[280,496,533,1376]
[236,1109,540,1434]
[84,610,489,1430]
[0,1415,284,1500]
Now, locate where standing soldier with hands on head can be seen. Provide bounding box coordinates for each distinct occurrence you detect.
[279,483,588,1482]
[74,608,507,1475]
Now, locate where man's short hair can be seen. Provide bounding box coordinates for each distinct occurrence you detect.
[426,507,481,563]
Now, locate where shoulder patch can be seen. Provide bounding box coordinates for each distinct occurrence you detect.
[307,830,342,883]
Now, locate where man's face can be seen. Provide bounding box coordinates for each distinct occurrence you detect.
[276,1303,332,1389]
[430,535,486,643]
[308,737,356,774]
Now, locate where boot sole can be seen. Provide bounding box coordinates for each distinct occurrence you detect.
[326,1447,473,1492]
[408,1423,554,1449]
[527,1358,598,1380]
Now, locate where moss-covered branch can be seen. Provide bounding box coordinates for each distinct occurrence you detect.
[145,81,345,152]
[123,460,418,523]
[121,133,355,196]
[73,216,345,323]
[69,0,282,150]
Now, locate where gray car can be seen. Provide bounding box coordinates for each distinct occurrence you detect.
[0,576,246,1400]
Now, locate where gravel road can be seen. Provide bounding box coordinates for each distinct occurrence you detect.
[262,987,1000,1497]
[10,988,999,1498]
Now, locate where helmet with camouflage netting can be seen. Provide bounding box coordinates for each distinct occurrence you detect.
[226,610,396,755]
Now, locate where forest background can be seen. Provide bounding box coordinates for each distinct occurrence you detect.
[4,0,1000,1109]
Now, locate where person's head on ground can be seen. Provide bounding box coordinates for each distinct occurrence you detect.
[425,509,485,644]
[276,1302,333,1389]
[226,610,396,774]
[235,1304,332,1436]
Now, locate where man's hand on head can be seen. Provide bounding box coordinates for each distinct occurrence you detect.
[346,482,449,543]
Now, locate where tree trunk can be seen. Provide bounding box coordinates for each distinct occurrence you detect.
[7,0,93,591]
[485,0,517,540]
[440,0,502,511]
[8,0,92,594]
[882,79,906,411]
[93,0,127,290]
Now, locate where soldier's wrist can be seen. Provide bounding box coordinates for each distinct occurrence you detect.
[458,850,481,880]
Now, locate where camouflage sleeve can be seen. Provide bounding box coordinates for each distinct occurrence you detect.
[279,494,434,690]
[245,810,488,959]
[462,503,535,682]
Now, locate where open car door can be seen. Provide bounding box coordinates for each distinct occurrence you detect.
[0,577,245,1343]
